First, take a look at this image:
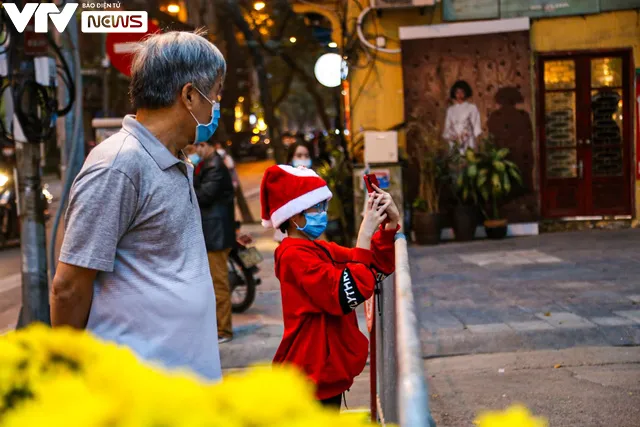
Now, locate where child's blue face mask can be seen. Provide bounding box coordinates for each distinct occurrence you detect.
[295,201,328,240]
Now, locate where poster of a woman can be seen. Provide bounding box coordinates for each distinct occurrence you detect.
[442,80,482,152]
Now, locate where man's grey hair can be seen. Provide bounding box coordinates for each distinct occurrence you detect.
[129,30,226,110]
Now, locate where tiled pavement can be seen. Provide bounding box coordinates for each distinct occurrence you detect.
[412,229,640,357]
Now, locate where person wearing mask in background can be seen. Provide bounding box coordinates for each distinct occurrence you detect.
[260,165,400,409]
[184,144,200,166]
[51,31,225,380]
[286,141,313,169]
[194,138,236,344]
[214,140,239,190]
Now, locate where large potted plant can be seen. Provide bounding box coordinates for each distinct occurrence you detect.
[476,143,523,239]
[407,119,449,245]
[451,146,481,242]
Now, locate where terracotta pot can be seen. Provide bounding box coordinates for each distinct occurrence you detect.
[484,219,508,240]
[412,211,441,245]
[452,205,478,242]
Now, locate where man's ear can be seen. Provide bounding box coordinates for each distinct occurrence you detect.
[181,83,195,109]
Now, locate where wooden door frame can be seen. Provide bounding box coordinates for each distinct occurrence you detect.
[535,48,635,219]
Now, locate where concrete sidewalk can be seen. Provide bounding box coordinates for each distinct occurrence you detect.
[425,346,640,427]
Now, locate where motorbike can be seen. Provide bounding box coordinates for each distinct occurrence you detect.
[0,144,53,247]
[228,223,262,313]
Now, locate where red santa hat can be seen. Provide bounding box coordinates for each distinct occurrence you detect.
[260,165,332,229]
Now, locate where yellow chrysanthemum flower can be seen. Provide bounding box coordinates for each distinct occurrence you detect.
[475,404,548,427]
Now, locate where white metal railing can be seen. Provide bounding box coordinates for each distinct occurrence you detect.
[373,233,436,426]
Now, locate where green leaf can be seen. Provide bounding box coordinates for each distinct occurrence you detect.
[468,164,477,178]
[504,160,518,169]
[503,173,511,194]
[497,148,510,159]
[456,174,464,187]
[462,188,469,201]
[481,188,490,202]
[493,161,505,172]
[477,174,487,188]
[492,173,501,191]
[465,149,476,162]
[509,168,523,185]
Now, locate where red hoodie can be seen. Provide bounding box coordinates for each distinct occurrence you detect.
[273,225,397,400]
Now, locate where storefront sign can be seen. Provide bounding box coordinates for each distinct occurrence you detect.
[601,0,640,12]
[500,0,599,18]
[443,0,499,21]
[443,0,634,21]
[636,70,640,180]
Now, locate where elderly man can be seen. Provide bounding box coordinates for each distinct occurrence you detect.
[50,31,225,381]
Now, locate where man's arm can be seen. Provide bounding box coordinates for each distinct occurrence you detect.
[50,262,97,329]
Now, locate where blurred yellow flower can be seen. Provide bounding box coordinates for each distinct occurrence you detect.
[475,405,547,427]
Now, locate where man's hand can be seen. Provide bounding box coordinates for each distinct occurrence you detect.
[50,263,97,329]
[371,184,400,230]
[236,233,253,246]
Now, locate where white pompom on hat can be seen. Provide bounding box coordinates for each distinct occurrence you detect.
[260,165,332,229]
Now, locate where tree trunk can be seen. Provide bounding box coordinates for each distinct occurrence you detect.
[224,0,285,164]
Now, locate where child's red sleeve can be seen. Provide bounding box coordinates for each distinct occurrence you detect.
[369,224,399,281]
[325,225,398,281]
[282,246,378,316]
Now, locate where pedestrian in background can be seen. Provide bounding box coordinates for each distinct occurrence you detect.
[50,31,225,381]
[214,140,240,190]
[194,139,236,344]
[286,140,313,169]
[260,165,400,409]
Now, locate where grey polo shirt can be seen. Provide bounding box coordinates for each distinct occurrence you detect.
[60,115,221,381]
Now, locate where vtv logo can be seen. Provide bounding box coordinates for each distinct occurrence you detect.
[2,3,79,33]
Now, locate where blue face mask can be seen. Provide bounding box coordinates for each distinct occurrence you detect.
[188,153,201,165]
[190,87,220,144]
[292,158,312,169]
[296,211,328,240]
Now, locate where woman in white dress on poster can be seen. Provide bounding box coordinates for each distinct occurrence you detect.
[443,80,482,153]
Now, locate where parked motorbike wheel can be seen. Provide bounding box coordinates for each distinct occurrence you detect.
[228,257,257,313]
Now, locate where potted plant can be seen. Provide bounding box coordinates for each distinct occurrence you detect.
[407,119,449,245]
[451,147,482,242]
[476,143,523,239]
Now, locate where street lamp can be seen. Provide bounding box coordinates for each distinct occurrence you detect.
[289,36,297,44]
[328,42,337,48]
[167,3,180,14]
[254,1,266,11]
[314,53,347,88]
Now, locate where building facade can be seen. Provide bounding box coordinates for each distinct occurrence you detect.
[346,1,640,227]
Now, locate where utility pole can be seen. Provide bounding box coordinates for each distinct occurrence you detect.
[12,19,52,327]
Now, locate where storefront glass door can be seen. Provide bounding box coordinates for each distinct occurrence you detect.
[539,51,632,218]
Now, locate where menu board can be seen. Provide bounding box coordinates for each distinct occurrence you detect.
[500,0,600,18]
[443,0,499,21]
[442,0,638,21]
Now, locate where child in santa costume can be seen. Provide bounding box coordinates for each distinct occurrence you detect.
[260,164,399,409]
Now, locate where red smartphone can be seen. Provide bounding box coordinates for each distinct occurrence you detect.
[364,174,390,226]
[364,173,379,194]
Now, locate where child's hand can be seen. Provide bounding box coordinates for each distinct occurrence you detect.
[371,184,400,227]
[360,193,390,240]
